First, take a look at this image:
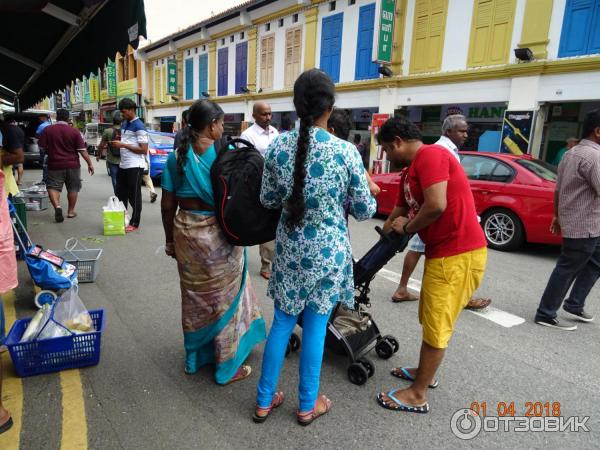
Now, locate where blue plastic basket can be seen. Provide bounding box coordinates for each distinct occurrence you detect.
[5,309,105,377]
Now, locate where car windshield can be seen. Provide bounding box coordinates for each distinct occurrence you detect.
[516,159,557,182]
[149,134,174,146]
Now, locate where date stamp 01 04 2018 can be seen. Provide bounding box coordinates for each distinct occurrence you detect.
[450,401,591,440]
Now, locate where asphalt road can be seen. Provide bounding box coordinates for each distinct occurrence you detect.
[5,166,599,449]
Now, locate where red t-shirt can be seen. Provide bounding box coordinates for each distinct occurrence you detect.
[38,122,85,170]
[396,144,486,258]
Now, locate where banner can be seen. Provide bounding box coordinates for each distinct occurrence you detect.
[500,110,535,155]
[74,80,82,104]
[107,59,117,97]
[83,76,90,104]
[167,59,177,95]
[441,103,506,123]
[89,78,99,102]
[117,78,137,97]
[373,0,396,64]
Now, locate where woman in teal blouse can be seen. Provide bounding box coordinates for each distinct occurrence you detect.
[161,100,266,385]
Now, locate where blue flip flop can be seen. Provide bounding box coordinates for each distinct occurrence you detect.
[391,367,439,389]
[376,389,429,414]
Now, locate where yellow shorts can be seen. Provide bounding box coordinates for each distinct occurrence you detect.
[419,247,487,349]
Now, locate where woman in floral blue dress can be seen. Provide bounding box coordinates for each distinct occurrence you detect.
[253,69,376,425]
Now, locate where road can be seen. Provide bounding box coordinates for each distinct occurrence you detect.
[1,166,599,449]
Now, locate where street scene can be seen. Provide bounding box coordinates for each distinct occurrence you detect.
[1,0,600,449]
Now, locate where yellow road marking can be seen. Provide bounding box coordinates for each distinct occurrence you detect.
[0,290,23,450]
[60,369,87,450]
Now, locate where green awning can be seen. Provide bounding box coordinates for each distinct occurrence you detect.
[0,0,146,110]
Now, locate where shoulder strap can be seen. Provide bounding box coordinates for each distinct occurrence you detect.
[213,136,230,159]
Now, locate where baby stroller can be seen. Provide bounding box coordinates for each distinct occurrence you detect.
[8,199,78,308]
[288,227,411,385]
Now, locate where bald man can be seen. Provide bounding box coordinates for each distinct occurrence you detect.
[241,101,279,279]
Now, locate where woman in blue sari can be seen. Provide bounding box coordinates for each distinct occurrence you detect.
[161,100,266,385]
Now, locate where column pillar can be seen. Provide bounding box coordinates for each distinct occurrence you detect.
[303,7,319,70]
[247,26,258,92]
[208,41,217,97]
[390,0,408,76]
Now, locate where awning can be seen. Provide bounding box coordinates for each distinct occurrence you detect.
[0,0,146,110]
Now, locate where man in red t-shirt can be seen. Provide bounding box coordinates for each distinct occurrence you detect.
[376,118,487,414]
[39,109,94,222]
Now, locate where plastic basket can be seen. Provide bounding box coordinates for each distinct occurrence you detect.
[23,192,49,211]
[52,238,103,283]
[5,309,105,377]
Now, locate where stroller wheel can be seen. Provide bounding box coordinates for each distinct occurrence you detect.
[348,362,369,385]
[382,335,399,354]
[356,357,375,378]
[35,290,57,309]
[375,339,395,360]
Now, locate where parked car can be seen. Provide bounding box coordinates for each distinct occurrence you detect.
[147,131,175,180]
[371,151,562,251]
[3,111,51,165]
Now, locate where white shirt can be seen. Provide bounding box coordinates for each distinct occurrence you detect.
[120,116,148,169]
[240,123,279,157]
[434,135,460,162]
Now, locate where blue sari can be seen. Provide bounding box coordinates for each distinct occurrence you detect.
[164,145,266,384]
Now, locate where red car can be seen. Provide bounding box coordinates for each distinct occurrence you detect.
[371,151,562,251]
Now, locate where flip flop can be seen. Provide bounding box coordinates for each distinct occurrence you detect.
[225,365,251,385]
[391,293,419,302]
[54,208,64,223]
[253,391,284,423]
[260,271,271,280]
[67,213,77,218]
[465,297,492,310]
[391,367,439,389]
[0,415,13,434]
[376,390,429,413]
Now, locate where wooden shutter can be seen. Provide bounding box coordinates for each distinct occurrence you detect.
[285,27,302,87]
[410,0,448,74]
[468,0,516,66]
[355,3,378,80]
[185,58,194,100]
[319,13,344,82]
[260,36,274,90]
[558,0,598,56]
[198,53,208,94]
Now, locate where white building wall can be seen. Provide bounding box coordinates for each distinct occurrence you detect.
[396,78,512,106]
[546,0,567,60]
[401,0,416,76]
[538,72,600,102]
[508,0,527,65]
[508,76,541,109]
[441,0,475,72]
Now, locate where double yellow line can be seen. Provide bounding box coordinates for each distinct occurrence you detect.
[0,290,88,449]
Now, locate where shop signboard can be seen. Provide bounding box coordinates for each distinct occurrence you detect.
[167,59,177,95]
[117,78,137,97]
[89,77,99,102]
[107,59,117,97]
[83,76,90,104]
[370,113,391,173]
[500,110,535,155]
[100,90,109,102]
[441,103,506,123]
[373,0,396,64]
[74,80,82,104]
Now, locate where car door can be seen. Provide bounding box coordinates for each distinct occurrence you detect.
[460,155,514,213]
[374,171,402,215]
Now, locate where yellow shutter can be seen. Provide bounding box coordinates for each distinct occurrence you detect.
[154,67,161,103]
[260,36,275,90]
[409,0,448,74]
[468,0,516,67]
[285,27,302,87]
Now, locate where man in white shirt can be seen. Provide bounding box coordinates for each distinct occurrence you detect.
[391,114,492,310]
[241,102,279,279]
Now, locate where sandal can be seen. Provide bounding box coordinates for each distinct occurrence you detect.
[391,367,439,389]
[0,410,13,434]
[253,391,284,423]
[55,207,64,223]
[391,292,419,302]
[465,297,492,310]
[297,394,332,426]
[376,389,429,413]
[226,365,252,385]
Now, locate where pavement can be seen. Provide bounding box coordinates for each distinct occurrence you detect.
[1,166,599,449]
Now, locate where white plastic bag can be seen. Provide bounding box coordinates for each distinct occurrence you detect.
[20,304,51,342]
[52,287,95,333]
[103,196,130,226]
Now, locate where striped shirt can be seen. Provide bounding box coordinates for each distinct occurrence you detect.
[119,117,148,169]
[556,139,600,238]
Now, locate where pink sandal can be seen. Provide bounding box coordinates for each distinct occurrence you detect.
[297,394,332,426]
[253,391,284,423]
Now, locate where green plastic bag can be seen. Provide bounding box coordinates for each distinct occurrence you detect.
[103,210,125,236]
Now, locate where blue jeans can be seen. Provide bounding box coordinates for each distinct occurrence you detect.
[257,306,331,412]
[107,162,119,196]
[536,237,600,320]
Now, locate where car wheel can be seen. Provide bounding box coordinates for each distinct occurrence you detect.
[481,209,525,251]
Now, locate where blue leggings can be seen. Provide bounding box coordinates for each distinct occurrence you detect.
[256,306,331,412]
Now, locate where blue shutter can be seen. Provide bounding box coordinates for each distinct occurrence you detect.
[355,3,379,80]
[198,54,208,95]
[320,13,344,82]
[588,1,600,53]
[558,0,595,57]
[235,42,248,94]
[218,48,228,96]
[185,58,194,100]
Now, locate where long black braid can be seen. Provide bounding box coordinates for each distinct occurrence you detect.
[286,69,336,229]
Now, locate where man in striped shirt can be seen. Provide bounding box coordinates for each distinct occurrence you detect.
[535,110,600,330]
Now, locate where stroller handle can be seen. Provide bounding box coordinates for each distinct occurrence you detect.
[375,226,399,243]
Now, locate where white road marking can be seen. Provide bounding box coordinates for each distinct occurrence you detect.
[375,268,525,328]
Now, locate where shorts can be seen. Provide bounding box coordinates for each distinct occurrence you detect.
[409,234,426,253]
[419,247,487,349]
[46,168,82,193]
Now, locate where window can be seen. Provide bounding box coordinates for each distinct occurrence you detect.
[285,27,303,87]
[218,47,229,96]
[265,23,271,31]
[468,0,517,67]
[198,53,208,95]
[202,45,206,51]
[230,35,235,43]
[221,38,225,45]
[460,156,514,182]
[187,49,191,56]
[517,159,557,182]
[195,48,198,54]
[235,42,248,94]
[558,0,600,57]
[240,31,245,39]
[410,0,449,74]
[260,35,275,89]
[279,18,284,27]
[330,1,337,11]
[293,13,299,23]
[355,3,379,80]
[185,58,194,100]
[349,0,356,4]
[320,13,344,82]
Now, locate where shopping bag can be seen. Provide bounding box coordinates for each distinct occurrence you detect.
[102,196,125,236]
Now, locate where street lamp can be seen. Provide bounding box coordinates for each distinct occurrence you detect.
[378,65,394,77]
[514,47,534,62]
[201,91,210,98]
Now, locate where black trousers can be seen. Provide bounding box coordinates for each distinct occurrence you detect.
[116,167,144,227]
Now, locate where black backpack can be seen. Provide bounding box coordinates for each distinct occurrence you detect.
[211,138,281,246]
